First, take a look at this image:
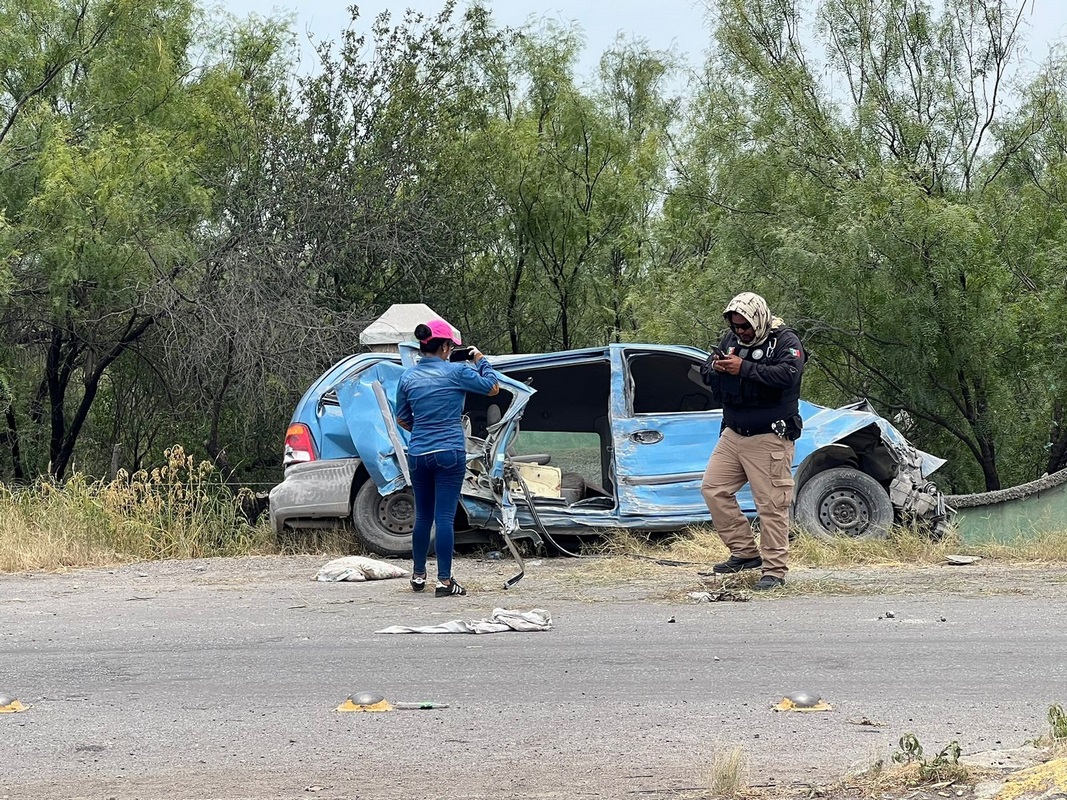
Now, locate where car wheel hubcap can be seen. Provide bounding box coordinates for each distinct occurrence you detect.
[818,489,870,535]
[377,491,415,535]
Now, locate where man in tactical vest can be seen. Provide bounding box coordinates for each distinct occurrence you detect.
[699,292,805,590]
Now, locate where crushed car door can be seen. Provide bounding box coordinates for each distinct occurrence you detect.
[336,360,534,497]
[335,362,410,495]
[609,345,724,518]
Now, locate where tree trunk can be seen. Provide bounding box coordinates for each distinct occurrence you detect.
[1046,403,1067,475]
[4,405,26,483]
[51,314,154,479]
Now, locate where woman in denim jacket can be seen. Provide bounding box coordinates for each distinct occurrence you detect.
[396,319,500,597]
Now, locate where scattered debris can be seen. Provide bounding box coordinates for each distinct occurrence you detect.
[688,589,750,603]
[944,554,982,566]
[847,716,885,727]
[376,608,552,635]
[667,616,676,623]
[485,551,503,560]
[959,745,1046,771]
[885,611,896,618]
[775,691,833,712]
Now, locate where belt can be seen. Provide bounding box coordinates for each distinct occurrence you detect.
[725,423,775,437]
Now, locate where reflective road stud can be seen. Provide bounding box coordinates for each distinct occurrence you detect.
[337,691,393,713]
[336,691,450,712]
[0,692,27,713]
[774,691,833,712]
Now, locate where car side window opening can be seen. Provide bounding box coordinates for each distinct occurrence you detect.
[462,359,615,506]
[626,352,721,415]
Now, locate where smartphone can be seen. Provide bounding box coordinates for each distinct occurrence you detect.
[711,346,725,359]
[449,346,474,362]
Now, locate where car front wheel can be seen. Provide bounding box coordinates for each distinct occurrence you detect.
[794,467,894,540]
[351,480,425,557]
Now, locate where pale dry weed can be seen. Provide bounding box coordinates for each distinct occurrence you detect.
[706,745,750,799]
[0,445,271,572]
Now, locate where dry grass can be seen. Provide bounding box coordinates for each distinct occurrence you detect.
[705,745,751,799]
[967,534,1067,564]
[832,759,985,797]
[600,524,1067,570]
[0,446,272,572]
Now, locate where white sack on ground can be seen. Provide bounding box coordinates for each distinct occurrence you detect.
[376,608,552,634]
[314,556,408,582]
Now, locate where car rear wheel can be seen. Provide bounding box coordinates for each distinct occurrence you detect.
[351,480,425,557]
[794,467,894,540]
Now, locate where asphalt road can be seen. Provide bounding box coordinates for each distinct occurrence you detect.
[2,556,1066,799]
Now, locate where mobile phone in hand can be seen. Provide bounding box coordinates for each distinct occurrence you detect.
[449,346,474,362]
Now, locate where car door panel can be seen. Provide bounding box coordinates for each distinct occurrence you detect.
[609,346,757,517]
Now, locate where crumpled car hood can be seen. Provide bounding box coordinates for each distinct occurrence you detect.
[802,399,946,478]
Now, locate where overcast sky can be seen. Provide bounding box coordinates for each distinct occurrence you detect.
[217,0,1067,80]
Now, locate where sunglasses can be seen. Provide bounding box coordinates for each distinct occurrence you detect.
[730,320,754,332]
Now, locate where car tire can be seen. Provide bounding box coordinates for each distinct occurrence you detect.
[351,480,424,557]
[794,467,894,540]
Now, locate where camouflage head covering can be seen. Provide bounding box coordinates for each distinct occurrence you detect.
[723,292,785,347]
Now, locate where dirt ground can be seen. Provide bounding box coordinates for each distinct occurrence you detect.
[4,552,1067,800]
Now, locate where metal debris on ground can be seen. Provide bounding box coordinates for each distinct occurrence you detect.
[687,589,750,603]
[944,554,982,566]
[847,716,885,727]
[775,691,833,712]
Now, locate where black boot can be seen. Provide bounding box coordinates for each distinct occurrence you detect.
[712,554,763,574]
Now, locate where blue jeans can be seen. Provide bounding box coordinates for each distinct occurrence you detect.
[409,449,466,581]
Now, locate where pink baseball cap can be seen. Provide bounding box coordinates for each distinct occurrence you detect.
[419,319,462,345]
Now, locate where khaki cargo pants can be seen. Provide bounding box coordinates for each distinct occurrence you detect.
[700,428,795,578]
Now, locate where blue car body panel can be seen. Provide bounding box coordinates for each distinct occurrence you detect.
[609,345,727,516]
[336,362,410,493]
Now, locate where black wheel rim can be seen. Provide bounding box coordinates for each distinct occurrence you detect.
[376,490,415,535]
[817,488,871,536]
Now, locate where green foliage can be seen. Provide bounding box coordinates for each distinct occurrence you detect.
[0,0,1064,501]
[644,0,1067,492]
[1050,703,1067,741]
[892,733,965,783]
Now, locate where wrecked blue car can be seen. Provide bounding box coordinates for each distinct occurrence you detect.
[269,343,951,556]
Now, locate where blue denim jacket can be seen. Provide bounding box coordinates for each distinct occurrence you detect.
[396,357,499,455]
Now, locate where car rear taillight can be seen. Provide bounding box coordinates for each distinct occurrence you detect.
[283,423,317,467]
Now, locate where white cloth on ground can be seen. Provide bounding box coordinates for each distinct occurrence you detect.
[376,608,552,634]
[314,556,408,582]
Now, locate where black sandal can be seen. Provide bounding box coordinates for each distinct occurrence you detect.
[410,573,426,593]
[435,578,467,597]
